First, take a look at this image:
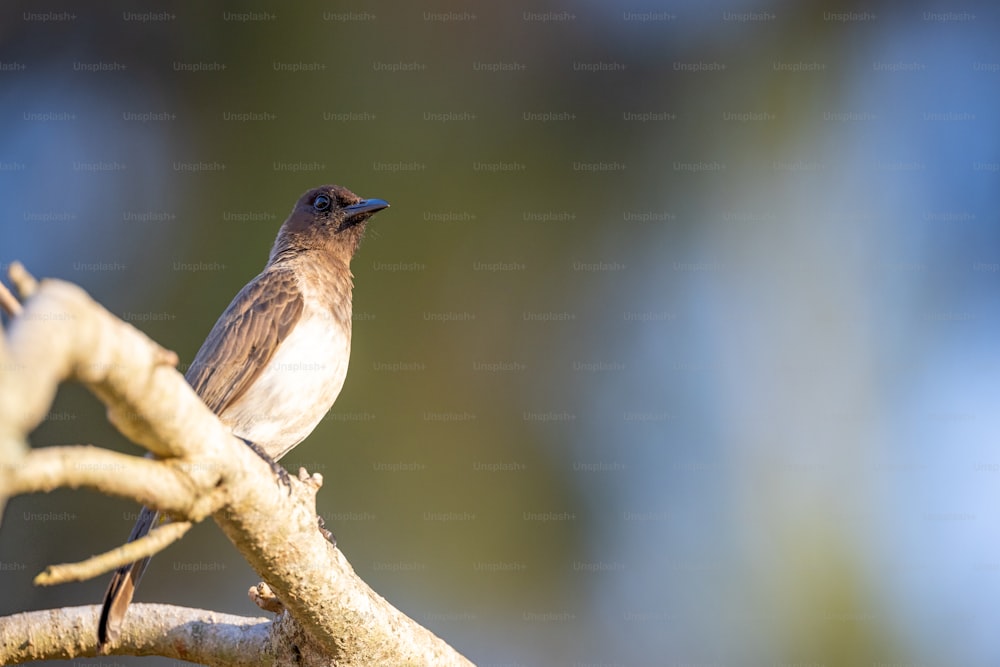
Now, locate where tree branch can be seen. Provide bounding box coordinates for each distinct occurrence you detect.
[0,268,475,666]
[9,445,203,510]
[0,603,273,666]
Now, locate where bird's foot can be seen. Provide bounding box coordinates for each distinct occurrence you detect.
[241,437,292,491]
[317,514,337,547]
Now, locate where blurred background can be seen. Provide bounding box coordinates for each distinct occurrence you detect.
[1,0,999,665]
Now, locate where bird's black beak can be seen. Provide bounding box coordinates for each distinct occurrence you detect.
[340,198,390,230]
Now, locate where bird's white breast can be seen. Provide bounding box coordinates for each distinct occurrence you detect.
[221,297,351,460]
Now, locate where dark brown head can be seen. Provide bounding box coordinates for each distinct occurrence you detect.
[270,184,389,265]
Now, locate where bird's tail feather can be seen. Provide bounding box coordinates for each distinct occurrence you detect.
[97,506,160,649]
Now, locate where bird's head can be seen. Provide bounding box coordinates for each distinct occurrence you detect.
[271,184,389,264]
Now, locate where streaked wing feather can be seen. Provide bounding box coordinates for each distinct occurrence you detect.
[185,269,304,415]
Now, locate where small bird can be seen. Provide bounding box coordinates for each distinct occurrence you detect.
[97,184,389,649]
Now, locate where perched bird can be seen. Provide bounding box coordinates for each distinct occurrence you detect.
[97,184,389,649]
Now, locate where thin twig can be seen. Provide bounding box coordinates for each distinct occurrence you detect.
[0,281,21,317]
[8,261,38,299]
[35,521,192,585]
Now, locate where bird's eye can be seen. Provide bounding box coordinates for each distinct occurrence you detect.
[313,194,332,212]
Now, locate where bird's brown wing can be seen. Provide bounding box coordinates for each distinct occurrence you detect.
[185,268,304,415]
